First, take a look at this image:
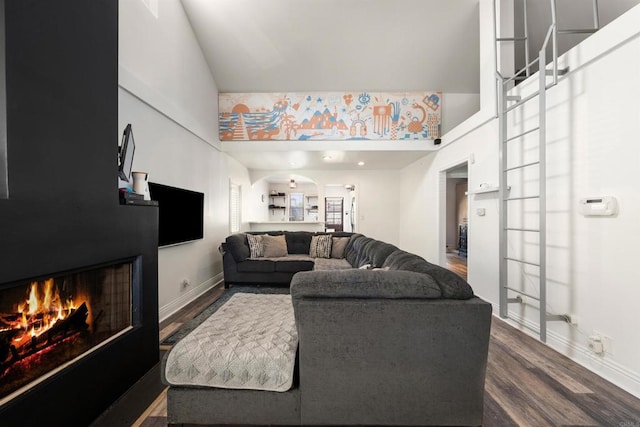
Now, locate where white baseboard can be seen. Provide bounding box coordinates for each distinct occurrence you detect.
[504,311,640,399]
[158,273,224,323]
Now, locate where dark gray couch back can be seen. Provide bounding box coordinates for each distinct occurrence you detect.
[383,250,474,299]
[225,231,356,262]
[344,234,397,268]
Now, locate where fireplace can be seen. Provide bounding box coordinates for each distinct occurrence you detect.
[0,259,140,405]
[0,1,159,424]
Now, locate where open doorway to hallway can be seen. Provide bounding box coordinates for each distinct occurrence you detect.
[324,184,356,232]
[445,163,468,280]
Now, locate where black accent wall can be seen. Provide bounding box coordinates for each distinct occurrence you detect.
[0,1,159,424]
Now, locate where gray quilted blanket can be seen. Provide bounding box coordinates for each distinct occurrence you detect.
[164,293,298,392]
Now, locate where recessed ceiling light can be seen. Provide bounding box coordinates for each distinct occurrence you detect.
[357,161,365,166]
[323,155,332,161]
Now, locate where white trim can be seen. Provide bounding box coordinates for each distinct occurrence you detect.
[505,311,640,399]
[158,273,224,322]
[438,159,469,267]
[229,181,241,234]
[438,170,448,267]
[118,65,221,151]
[221,139,438,153]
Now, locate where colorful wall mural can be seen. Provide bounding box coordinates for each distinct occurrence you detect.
[219,92,441,141]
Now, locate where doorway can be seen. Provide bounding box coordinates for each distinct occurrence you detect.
[443,163,468,279]
[325,197,344,232]
[323,184,356,232]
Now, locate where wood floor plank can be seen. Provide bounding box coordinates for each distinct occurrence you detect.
[491,321,594,394]
[159,322,183,343]
[446,252,467,280]
[484,389,519,426]
[487,329,599,426]
[490,317,640,426]
[132,387,168,427]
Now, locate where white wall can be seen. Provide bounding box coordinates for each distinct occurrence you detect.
[442,93,480,135]
[399,4,640,397]
[118,0,247,320]
[226,155,254,231]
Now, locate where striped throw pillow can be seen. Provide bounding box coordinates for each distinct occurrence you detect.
[246,234,264,258]
[309,235,332,259]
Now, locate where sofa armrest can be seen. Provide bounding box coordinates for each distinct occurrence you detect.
[290,269,442,300]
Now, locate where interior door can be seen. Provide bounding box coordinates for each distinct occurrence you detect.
[325,197,344,232]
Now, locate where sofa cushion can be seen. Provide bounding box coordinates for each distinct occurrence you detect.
[262,234,288,257]
[247,234,264,258]
[309,235,332,258]
[225,233,251,263]
[290,269,442,299]
[382,250,474,299]
[330,237,349,259]
[345,235,373,267]
[236,260,275,273]
[275,259,315,273]
[284,231,314,254]
[364,240,398,268]
[312,258,352,271]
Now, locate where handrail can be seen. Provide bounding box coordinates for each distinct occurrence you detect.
[540,23,556,84]
[550,0,558,83]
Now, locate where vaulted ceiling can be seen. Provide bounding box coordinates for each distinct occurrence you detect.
[178,0,481,171]
[180,0,481,94]
[178,0,638,171]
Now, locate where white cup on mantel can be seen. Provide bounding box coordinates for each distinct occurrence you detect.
[132,171,150,200]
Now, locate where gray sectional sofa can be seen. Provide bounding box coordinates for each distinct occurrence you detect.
[220,231,357,287]
[164,231,492,426]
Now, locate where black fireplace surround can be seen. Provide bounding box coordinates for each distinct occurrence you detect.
[0,1,159,425]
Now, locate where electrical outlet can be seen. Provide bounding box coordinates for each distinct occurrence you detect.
[593,330,613,355]
[588,335,603,355]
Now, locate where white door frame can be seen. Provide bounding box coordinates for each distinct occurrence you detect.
[438,159,469,267]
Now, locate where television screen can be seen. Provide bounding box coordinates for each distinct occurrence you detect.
[148,182,204,247]
[118,124,135,182]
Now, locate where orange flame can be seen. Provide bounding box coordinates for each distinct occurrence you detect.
[10,279,84,345]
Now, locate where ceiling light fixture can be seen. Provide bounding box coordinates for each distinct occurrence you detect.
[357,161,365,166]
[323,155,332,161]
[289,179,296,189]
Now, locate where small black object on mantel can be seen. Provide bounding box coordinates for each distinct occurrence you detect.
[120,198,158,206]
[119,189,157,206]
[434,138,442,145]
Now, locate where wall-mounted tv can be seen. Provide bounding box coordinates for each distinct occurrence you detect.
[148,182,204,247]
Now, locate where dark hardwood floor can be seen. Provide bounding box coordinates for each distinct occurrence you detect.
[94,283,640,427]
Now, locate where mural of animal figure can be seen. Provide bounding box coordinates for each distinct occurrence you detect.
[407,103,426,139]
[389,101,401,140]
[373,105,391,136]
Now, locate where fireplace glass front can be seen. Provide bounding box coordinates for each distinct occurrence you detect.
[0,260,134,403]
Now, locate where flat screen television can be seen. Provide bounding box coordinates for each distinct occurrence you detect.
[148,182,204,247]
[118,124,135,182]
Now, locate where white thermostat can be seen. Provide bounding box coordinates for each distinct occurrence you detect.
[579,196,618,216]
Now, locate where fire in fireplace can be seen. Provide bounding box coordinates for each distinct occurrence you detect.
[0,260,134,403]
